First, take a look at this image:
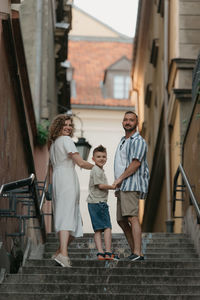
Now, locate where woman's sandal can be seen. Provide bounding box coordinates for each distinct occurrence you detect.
[105,252,120,260]
[97,252,105,260]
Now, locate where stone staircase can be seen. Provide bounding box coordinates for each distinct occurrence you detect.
[0,233,200,299]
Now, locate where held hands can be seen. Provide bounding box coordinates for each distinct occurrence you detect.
[110,183,117,190]
[113,178,123,188]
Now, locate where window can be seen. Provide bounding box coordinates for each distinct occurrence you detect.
[113,75,130,99]
[157,0,164,17]
[145,84,152,107]
[150,39,159,68]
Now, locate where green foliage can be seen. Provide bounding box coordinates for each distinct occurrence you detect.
[37,120,50,146]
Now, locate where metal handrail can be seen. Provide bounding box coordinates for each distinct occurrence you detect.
[0,173,49,239]
[173,164,200,219]
[0,174,35,196]
[39,176,48,211]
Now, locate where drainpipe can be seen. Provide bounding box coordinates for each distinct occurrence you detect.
[35,0,43,123]
[164,0,174,232]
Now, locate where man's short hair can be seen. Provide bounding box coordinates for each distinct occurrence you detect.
[93,145,107,156]
[124,111,138,119]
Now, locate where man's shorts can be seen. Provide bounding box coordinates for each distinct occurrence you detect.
[88,202,112,232]
[117,191,140,221]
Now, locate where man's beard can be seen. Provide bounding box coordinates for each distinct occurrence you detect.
[123,125,137,132]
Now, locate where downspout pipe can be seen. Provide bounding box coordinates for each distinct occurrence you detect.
[164,0,174,232]
[35,0,43,123]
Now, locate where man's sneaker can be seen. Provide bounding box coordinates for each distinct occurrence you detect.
[54,253,72,267]
[128,253,144,261]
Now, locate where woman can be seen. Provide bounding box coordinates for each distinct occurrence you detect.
[48,114,93,267]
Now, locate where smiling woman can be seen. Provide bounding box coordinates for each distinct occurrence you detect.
[48,114,94,267]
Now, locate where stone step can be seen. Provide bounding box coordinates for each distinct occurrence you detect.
[47,233,190,238]
[46,237,192,244]
[25,259,200,268]
[44,243,195,252]
[1,283,200,294]
[21,266,200,276]
[144,243,194,248]
[5,274,200,284]
[43,247,196,254]
[0,293,200,300]
[43,252,198,259]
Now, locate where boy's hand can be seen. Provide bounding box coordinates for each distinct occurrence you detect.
[110,183,116,190]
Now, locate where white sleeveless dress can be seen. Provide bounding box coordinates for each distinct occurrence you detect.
[49,136,83,237]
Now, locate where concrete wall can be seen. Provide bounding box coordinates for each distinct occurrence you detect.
[179,0,200,59]
[132,0,200,232]
[19,0,57,123]
[183,96,200,208]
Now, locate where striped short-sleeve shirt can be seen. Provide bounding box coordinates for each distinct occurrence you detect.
[114,132,149,198]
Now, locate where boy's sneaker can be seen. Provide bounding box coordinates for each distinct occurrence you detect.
[97,252,105,260]
[128,253,144,261]
[54,253,72,267]
[105,252,120,261]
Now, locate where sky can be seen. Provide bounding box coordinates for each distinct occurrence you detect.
[73,0,139,37]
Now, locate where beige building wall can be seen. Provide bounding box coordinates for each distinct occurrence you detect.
[16,0,57,123]
[132,0,200,232]
[70,6,120,38]
[179,0,200,58]
[170,103,182,233]
[169,0,179,60]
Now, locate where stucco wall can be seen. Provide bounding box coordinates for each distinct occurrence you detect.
[0,16,32,252]
[179,0,200,59]
[170,103,182,233]
[183,97,200,209]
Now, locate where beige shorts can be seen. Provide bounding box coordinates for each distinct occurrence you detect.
[117,191,140,221]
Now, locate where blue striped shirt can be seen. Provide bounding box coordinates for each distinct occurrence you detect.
[114,132,149,198]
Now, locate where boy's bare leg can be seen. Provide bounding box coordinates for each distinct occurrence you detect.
[104,227,112,252]
[94,230,104,253]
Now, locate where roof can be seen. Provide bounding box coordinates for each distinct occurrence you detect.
[68,39,133,107]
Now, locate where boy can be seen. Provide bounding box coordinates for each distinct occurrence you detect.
[87,145,119,260]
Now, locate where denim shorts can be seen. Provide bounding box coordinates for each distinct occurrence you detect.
[88,202,112,232]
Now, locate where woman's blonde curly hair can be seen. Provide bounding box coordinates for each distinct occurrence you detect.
[48,114,74,149]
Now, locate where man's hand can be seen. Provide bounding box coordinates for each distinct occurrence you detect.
[113,178,122,188]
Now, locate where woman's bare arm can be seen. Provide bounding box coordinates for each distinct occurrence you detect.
[70,153,94,169]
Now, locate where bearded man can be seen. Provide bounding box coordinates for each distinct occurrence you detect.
[113,111,149,261]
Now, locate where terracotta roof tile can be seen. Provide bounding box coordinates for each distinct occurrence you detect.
[68,40,133,107]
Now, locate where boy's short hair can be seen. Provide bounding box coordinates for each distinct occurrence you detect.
[93,145,107,156]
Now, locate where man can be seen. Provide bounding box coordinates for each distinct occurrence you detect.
[113,111,149,261]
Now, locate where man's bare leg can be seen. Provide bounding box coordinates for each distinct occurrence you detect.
[128,216,141,255]
[117,220,134,253]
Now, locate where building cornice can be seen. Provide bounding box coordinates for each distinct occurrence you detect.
[167,58,196,93]
[71,104,134,111]
[69,35,133,43]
